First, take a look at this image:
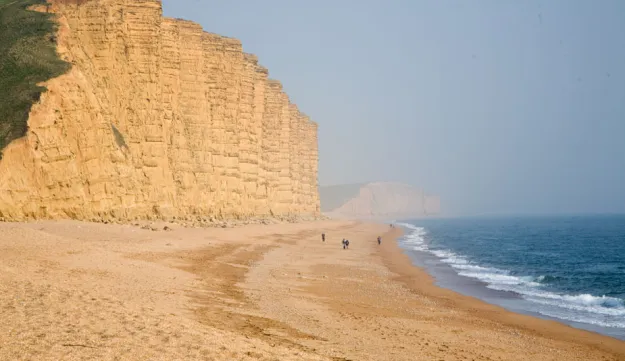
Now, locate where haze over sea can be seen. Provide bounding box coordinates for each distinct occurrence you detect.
[397,214,625,340]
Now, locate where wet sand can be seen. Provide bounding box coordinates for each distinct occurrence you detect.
[0,220,623,360]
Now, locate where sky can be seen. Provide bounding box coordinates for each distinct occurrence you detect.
[161,0,625,216]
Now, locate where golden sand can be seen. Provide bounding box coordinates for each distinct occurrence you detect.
[0,220,623,360]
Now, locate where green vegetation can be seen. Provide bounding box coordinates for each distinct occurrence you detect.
[0,0,70,156]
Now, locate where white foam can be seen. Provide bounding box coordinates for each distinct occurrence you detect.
[529,307,625,329]
[451,264,501,273]
[396,223,625,330]
[396,223,428,250]
[523,292,625,316]
[459,272,539,286]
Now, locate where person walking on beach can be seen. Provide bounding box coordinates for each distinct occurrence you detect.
[322,233,325,242]
[342,239,346,249]
[377,236,381,245]
[343,239,349,249]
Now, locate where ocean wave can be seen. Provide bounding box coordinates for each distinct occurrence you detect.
[531,309,625,329]
[535,275,562,284]
[524,292,625,315]
[459,272,541,287]
[396,223,625,329]
[396,223,428,250]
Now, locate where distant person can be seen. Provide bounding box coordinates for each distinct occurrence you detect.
[344,239,350,249]
[342,239,346,249]
[322,233,325,242]
[377,236,381,245]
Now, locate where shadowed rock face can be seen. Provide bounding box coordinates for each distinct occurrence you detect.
[320,182,440,220]
[0,0,319,222]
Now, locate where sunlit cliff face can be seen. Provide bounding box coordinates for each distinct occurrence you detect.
[0,0,319,222]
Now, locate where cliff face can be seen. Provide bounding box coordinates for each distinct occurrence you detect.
[0,0,320,221]
[320,182,440,220]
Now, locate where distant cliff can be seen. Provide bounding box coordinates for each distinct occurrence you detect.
[0,0,319,222]
[320,182,440,220]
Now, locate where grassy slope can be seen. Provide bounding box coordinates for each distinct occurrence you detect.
[0,0,70,156]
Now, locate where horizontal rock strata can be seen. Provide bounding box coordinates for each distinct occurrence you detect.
[0,0,319,222]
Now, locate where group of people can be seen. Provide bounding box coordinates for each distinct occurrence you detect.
[320,232,381,250]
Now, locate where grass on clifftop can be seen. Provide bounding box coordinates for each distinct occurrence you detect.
[0,0,70,156]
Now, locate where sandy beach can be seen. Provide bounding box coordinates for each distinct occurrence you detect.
[1,220,624,360]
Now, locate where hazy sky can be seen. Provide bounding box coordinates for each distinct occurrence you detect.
[162,0,625,216]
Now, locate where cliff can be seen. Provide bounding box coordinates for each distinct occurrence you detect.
[320,182,441,220]
[0,0,319,222]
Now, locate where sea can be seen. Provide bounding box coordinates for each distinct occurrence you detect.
[395,214,625,340]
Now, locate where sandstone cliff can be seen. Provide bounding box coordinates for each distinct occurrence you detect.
[320,182,440,220]
[0,0,320,222]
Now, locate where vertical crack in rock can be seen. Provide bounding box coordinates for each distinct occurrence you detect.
[0,0,320,222]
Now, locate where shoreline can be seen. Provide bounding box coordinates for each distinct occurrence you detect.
[399,239,625,340]
[1,219,624,360]
[378,225,625,357]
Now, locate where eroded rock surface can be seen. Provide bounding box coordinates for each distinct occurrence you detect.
[0,0,319,222]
